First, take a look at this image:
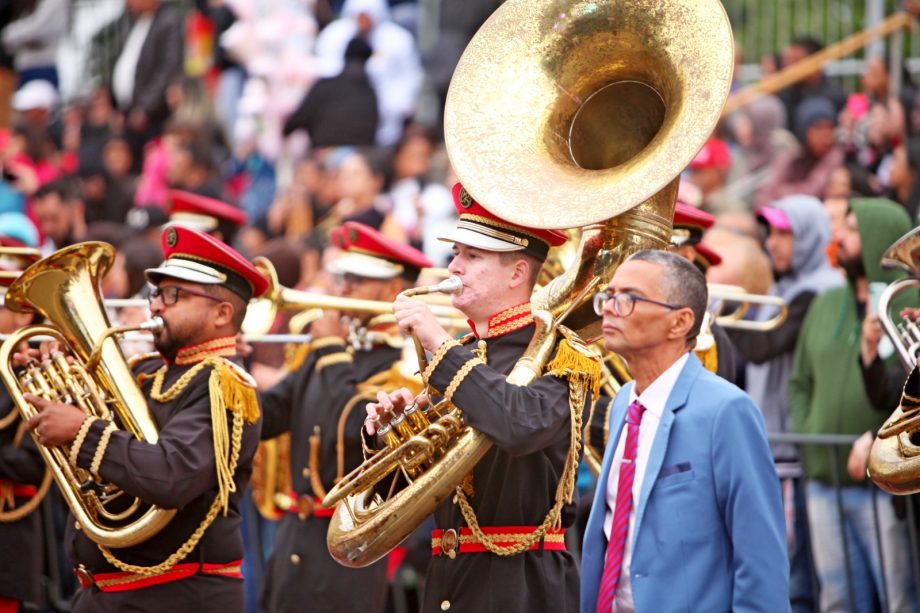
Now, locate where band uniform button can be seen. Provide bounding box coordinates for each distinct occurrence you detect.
[290,554,301,565]
[441,600,451,610]
[441,528,458,559]
[302,467,310,478]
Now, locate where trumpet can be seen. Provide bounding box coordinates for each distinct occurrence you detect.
[708,284,788,331]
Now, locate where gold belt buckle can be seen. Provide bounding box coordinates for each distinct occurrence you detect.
[75,564,95,588]
[441,528,458,559]
[297,495,314,520]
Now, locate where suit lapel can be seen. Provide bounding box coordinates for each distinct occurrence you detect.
[632,355,702,543]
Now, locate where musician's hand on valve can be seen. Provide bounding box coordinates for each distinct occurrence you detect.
[899,307,920,322]
[861,313,883,367]
[393,295,451,353]
[364,387,415,435]
[24,393,87,447]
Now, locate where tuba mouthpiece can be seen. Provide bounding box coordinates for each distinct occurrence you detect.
[402,276,463,297]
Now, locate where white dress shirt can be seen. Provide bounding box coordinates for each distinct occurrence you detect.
[603,352,690,613]
[112,15,154,110]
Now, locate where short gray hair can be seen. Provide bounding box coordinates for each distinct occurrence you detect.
[624,249,708,345]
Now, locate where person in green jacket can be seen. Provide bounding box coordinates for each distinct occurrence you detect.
[789,197,919,613]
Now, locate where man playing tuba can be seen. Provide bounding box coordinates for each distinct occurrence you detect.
[21,226,265,612]
[367,184,590,613]
[0,243,46,611]
[258,221,433,613]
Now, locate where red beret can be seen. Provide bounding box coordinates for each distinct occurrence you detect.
[146,225,268,300]
[0,246,40,288]
[672,202,715,246]
[330,221,433,280]
[438,183,567,261]
[168,190,248,232]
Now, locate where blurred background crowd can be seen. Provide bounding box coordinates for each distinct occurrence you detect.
[6,0,920,612]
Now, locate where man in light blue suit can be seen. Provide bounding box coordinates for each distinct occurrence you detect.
[581,250,789,613]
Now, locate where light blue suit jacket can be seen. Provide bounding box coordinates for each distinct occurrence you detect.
[580,354,790,612]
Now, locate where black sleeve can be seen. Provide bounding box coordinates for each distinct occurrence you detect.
[282,83,325,137]
[860,354,907,413]
[75,368,259,509]
[427,345,572,457]
[0,426,44,486]
[726,292,816,365]
[712,323,737,383]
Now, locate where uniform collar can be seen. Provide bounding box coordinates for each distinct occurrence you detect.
[172,336,238,365]
[468,302,534,339]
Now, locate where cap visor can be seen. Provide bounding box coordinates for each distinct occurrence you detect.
[145,263,225,286]
[436,227,525,252]
[756,207,792,232]
[328,253,401,279]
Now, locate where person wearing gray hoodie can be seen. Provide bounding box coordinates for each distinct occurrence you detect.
[726,194,843,613]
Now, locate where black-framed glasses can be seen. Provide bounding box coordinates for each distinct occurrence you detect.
[148,284,223,306]
[593,291,683,317]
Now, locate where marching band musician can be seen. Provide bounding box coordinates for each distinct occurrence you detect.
[0,244,46,612]
[367,184,596,613]
[258,221,433,613]
[20,226,265,612]
[166,189,248,245]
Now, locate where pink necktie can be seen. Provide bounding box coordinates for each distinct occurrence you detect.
[597,400,646,613]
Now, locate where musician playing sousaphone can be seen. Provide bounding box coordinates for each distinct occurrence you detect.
[0,243,47,611]
[19,226,264,612]
[258,221,433,613]
[366,184,598,612]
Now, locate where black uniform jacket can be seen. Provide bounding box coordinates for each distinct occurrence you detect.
[0,390,45,603]
[67,356,261,613]
[259,336,398,613]
[421,324,580,613]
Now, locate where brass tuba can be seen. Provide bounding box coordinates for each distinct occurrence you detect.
[0,242,176,547]
[869,227,920,493]
[324,0,734,567]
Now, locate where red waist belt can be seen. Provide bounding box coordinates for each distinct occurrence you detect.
[431,526,566,557]
[0,479,37,498]
[75,560,243,593]
[286,491,335,519]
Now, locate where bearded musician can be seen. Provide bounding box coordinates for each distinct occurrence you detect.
[366,184,598,613]
[0,243,45,612]
[20,226,264,612]
[259,221,433,613]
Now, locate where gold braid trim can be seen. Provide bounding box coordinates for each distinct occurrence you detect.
[90,423,118,479]
[423,339,460,382]
[443,357,485,404]
[69,417,96,467]
[316,353,353,373]
[454,330,597,556]
[310,337,346,351]
[99,410,245,576]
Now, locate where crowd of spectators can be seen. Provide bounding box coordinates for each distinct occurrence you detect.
[4,2,920,611]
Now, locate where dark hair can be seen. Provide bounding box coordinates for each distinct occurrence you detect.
[497,250,542,289]
[124,242,164,298]
[625,250,708,345]
[344,36,373,63]
[792,36,824,56]
[202,283,248,330]
[34,178,80,203]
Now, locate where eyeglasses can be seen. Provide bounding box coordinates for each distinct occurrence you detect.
[148,284,223,306]
[593,291,683,317]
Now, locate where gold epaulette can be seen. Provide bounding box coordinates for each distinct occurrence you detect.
[211,358,259,425]
[546,326,602,398]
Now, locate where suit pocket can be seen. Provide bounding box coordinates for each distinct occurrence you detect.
[654,466,695,489]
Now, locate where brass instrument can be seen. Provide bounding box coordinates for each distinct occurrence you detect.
[324,0,734,567]
[869,226,920,493]
[0,242,176,547]
[708,284,789,331]
[242,257,468,338]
